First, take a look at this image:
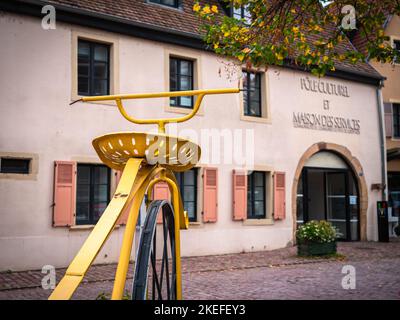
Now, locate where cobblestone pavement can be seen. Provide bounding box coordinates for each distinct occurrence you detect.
[1,241,399,300]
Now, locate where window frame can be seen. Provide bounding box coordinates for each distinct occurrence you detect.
[243,71,262,117]
[78,39,110,97]
[392,37,400,65]
[393,103,400,138]
[0,158,31,174]
[76,163,111,226]
[247,171,266,219]
[148,0,181,9]
[232,4,252,24]
[169,57,194,109]
[175,168,198,222]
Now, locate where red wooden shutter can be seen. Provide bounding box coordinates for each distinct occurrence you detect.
[115,170,130,225]
[274,172,286,220]
[384,103,393,137]
[53,161,76,227]
[153,182,170,223]
[203,168,218,223]
[233,170,247,221]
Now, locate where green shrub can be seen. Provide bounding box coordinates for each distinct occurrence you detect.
[296,220,340,244]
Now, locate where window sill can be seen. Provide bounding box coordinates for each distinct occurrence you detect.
[240,114,271,124]
[70,224,120,231]
[243,218,274,226]
[189,221,202,226]
[165,105,204,116]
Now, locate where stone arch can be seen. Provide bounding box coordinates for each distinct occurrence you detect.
[292,142,368,241]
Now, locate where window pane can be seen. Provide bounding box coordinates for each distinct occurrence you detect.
[94,62,108,79]
[184,170,195,185]
[77,166,90,184]
[93,202,107,221]
[254,201,265,217]
[185,201,195,220]
[93,79,108,95]
[76,203,90,222]
[170,97,177,106]
[78,63,89,77]
[179,75,192,90]
[253,172,263,186]
[94,45,108,62]
[254,186,264,201]
[170,58,178,76]
[180,60,192,76]
[183,186,195,202]
[180,96,192,107]
[77,184,90,203]
[249,100,261,116]
[93,166,108,184]
[250,88,260,103]
[0,158,30,174]
[94,185,108,202]
[78,42,90,57]
[242,72,248,88]
[170,75,177,91]
[233,7,242,19]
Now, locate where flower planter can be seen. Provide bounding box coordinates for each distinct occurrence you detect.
[297,241,337,256]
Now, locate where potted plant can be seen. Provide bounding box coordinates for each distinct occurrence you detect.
[296,220,339,256]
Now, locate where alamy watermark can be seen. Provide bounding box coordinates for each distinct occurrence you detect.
[41,5,56,30]
[41,265,56,290]
[341,265,356,290]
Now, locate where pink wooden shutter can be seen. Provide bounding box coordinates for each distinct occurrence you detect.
[53,161,76,227]
[233,170,247,221]
[384,103,393,137]
[115,170,130,225]
[153,182,170,223]
[203,168,218,223]
[274,172,286,220]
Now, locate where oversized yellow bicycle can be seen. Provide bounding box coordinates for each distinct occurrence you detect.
[49,88,239,300]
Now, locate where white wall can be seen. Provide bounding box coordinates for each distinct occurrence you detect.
[0,12,382,271]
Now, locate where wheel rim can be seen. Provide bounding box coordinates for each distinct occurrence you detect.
[132,200,176,300]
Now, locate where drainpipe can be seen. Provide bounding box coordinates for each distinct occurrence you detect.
[376,81,387,201]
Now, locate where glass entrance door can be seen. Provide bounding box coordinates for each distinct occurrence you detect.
[326,171,347,240]
[297,167,360,241]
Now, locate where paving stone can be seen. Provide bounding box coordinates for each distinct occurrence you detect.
[0,240,399,300]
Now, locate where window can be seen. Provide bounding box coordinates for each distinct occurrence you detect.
[78,40,110,96]
[76,164,110,225]
[149,0,180,8]
[0,158,30,174]
[243,71,262,117]
[175,168,198,222]
[247,171,266,219]
[170,57,194,108]
[393,104,400,138]
[394,40,400,64]
[233,5,251,24]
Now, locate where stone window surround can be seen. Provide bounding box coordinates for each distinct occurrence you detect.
[0,152,39,181]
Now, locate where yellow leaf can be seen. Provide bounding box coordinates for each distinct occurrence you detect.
[193,3,201,12]
[202,6,211,14]
[242,47,251,54]
[211,5,218,14]
[275,52,284,60]
[323,56,329,62]
[238,54,245,62]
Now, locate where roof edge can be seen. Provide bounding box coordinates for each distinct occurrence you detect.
[0,0,385,87]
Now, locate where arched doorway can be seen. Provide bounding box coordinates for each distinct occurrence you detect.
[292,142,368,241]
[296,151,359,240]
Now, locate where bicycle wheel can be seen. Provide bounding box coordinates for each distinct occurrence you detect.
[132,200,176,300]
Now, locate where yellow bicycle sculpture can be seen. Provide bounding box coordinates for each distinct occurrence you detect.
[49,88,239,300]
